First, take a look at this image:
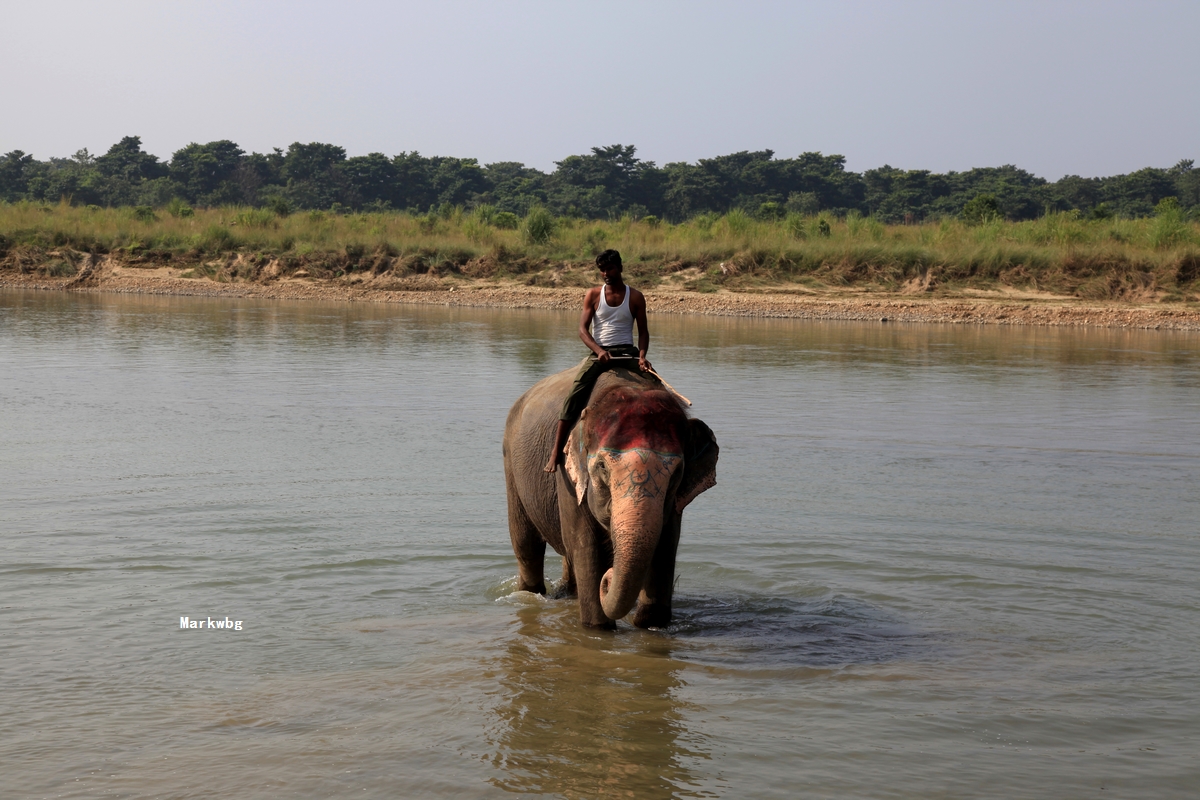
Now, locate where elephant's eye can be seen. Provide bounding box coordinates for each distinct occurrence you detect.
[591,457,610,495]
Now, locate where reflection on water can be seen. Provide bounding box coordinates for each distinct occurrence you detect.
[3,289,1200,798]
[481,590,935,799]
[671,592,932,668]
[487,605,708,799]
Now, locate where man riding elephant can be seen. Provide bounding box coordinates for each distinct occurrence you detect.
[544,248,653,473]
[509,251,718,629]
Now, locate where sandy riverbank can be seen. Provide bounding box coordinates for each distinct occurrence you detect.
[4,259,1200,330]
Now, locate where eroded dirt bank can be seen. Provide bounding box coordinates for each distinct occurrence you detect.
[4,252,1200,330]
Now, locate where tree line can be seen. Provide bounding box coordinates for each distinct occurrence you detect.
[1,136,1197,223]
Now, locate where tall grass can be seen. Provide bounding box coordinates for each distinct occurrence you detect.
[2,201,1198,298]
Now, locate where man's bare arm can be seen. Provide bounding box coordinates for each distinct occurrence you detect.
[631,289,651,371]
[577,288,609,360]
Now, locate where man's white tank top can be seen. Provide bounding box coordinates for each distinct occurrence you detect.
[592,285,634,348]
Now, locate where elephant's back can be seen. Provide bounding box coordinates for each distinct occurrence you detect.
[506,366,576,437]
[503,366,575,480]
[505,364,655,438]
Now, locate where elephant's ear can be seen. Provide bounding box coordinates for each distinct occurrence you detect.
[676,418,718,513]
[564,425,589,505]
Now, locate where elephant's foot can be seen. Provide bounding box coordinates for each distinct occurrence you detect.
[631,603,671,629]
[582,617,617,631]
[578,599,617,630]
[553,559,577,599]
[517,578,547,595]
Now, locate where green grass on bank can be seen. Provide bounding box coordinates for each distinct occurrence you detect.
[2,201,1199,300]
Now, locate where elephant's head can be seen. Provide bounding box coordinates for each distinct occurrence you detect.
[564,376,718,621]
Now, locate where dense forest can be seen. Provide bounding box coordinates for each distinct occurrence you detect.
[2,136,1197,223]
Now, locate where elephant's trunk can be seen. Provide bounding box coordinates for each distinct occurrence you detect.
[591,446,681,621]
[599,507,663,620]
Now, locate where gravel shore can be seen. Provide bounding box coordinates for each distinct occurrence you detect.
[4,263,1200,330]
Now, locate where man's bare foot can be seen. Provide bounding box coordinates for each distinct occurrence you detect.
[544,419,571,474]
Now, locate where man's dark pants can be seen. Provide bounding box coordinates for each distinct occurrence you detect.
[559,344,643,422]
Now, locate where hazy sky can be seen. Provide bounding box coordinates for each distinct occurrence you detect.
[2,0,1197,179]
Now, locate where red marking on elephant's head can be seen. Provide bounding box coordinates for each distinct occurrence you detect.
[587,387,686,455]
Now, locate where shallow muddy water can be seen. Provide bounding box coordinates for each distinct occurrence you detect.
[2,289,1199,799]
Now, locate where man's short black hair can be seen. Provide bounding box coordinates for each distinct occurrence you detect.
[595,249,622,270]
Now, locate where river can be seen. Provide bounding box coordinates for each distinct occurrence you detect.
[2,289,1198,798]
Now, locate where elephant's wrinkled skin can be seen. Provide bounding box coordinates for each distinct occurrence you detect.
[503,367,718,629]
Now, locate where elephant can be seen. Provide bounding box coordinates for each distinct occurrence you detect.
[503,365,718,629]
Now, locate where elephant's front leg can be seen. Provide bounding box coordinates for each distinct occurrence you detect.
[631,512,681,629]
[557,487,614,629]
[571,530,615,629]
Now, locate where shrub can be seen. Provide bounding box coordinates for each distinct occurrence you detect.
[845,210,864,237]
[133,206,157,222]
[492,211,520,230]
[757,202,784,221]
[724,209,751,236]
[1150,209,1190,249]
[584,226,608,254]
[198,225,238,252]
[1156,197,1181,216]
[522,207,556,244]
[47,260,78,277]
[231,208,277,229]
[691,212,718,232]
[462,219,494,244]
[1175,252,1200,286]
[786,191,819,216]
[815,217,832,237]
[473,204,498,225]
[166,198,194,218]
[1149,197,1189,248]
[866,217,886,241]
[1089,203,1114,221]
[961,194,1002,226]
[784,213,808,239]
[267,197,292,217]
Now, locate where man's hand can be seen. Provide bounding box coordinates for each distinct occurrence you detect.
[638,355,651,372]
[596,350,612,363]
